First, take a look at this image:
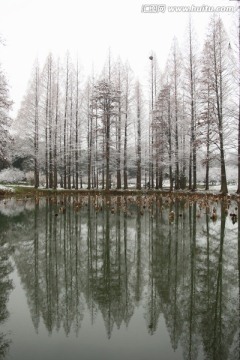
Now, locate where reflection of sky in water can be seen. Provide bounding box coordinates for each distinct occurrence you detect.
[0,199,35,217]
[0,195,239,360]
[3,268,182,360]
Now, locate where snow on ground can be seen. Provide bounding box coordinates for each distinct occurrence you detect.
[0,181,239,194]
[0,184,14,192]
[198,184,237,193]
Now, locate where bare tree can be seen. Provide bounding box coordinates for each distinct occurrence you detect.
[0,59,12,169]
[237,4,240,193]
[116,60,123,189]
[87,78,93,189]
[123,63,133,190]
[74,59,80,190]
[199,40,218,190]
[33,62,40,188]
[53,60,60,189]
[185,17,198,191]
[168,38,183,190]
[63,53,70,189]
[206,16,230,194]
[91,79,120,190]
[135,80,143,190]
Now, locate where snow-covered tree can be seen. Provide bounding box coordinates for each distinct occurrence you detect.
[200,16,233,194]
[0,58,12,169]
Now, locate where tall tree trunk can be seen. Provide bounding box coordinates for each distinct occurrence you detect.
[87,86,93,190]
[180,94,186,189]
[205,88,210,191]
[237,5,240,194]
[123,112,128,189]
[63,56,69,189]
[213,20,228,194]
[116,67,122,189]
[48,56,53,189]
[105,108,111,191]
[53,63,59,189]
[75,60,79,190]
[102,128,105,189]
[136,81,142,190]
[116,110,121,189]
[68,80,73,189]
[94,106,98,189]
[173,46,179,190]
[34,65,39,189]
[45,63,49,189]
[150,57,154,189]
[189,150,192,190]
[168,89,173,191]
[189,19,197,191]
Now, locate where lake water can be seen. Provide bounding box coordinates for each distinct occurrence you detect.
[0,194,239,360]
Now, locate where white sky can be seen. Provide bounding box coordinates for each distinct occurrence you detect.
[0,0,238,116]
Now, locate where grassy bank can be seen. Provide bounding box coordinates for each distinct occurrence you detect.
[0,184,239,200]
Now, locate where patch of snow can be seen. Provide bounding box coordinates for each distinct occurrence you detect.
[0,184,14,192]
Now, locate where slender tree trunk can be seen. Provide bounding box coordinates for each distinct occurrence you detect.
[181,131,186,189]
[205,89,210,191]
[190,83,196,191]
[189,20,197,191]
[34,65,39,188]
[53,63,59,189]
[180,94,186,189]
[68,80,73,189]
[173,48,179,190]
[48,57,53,189]
[116,107,121,189]
[159,119,164,189]
[105,108,111,191]
[63,56,69,189]
[123,112,128,189]
[213,21,228,194]
[75,61,79,190]
[168,90,173,191]
[95,107,98,189]
[87,88,93,190]
[45,64,49,189]
[151,58,154,189]
[116,113,121,189]
[189,149,192,190]
[101,126,105,189]
[136,82,142,190]
[237,5,240,194]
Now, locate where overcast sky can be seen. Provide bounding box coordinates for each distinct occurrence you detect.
[0,0,237,116]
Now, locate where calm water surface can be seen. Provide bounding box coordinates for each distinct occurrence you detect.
[0,194,239,360]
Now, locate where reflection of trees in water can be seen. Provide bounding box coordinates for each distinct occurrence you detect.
[3,194,240,359]
[86,202,135,338]
[194,202,239,360]
[142,197,239,360]
[0,215,14,358]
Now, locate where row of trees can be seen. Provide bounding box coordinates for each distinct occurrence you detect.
[0,37,12,171]
[13,52,145,190]
[6,13,240,193]
[151,15,237,194]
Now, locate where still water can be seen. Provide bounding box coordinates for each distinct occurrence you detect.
[0,194,239,360]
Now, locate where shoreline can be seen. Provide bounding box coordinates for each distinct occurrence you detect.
[0,185,239,200]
